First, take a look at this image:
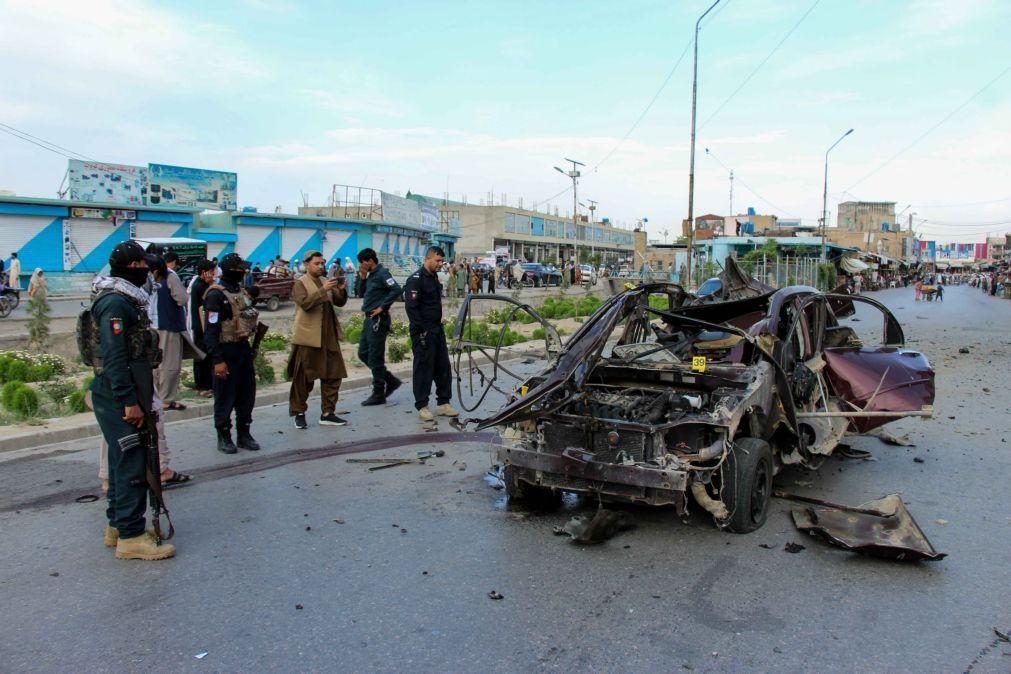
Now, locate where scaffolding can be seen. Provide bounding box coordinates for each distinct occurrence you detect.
[328,184,384,221]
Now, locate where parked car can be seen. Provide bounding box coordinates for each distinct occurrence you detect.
[465,281,934,534]
[579,264,598,286]
[520,263,562,287]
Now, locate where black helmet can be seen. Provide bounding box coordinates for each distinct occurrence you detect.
[219,252,246,271]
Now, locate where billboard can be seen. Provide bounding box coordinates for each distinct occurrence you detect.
[380,192,423,228]
[147,163,237,211]
[68,160,148,205]
[420,203,439,232]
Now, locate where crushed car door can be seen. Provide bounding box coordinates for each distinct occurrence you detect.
[449,293,561,412]
[820,294,934,433]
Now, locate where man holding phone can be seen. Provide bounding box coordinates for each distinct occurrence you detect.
[287,250,349,429]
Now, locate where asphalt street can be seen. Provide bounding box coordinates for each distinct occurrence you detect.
[0,284,1008,672]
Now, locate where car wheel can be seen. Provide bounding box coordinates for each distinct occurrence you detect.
[266,295,281,312]
[4,291,19,310]
[504,465,560,505]
[720,437,773,533]
[0,297,11,318]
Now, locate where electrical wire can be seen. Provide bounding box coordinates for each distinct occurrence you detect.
[0,122,96,161]
[705,147,799,217]
[592,37,695,172]
[699,0,821,130]
[845,65,1011,192]
[911,195,1011,208]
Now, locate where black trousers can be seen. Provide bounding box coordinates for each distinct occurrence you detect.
[193,328,213,391]
[213,341,256,430]
[358,314,390,385]
[411,328,452,410]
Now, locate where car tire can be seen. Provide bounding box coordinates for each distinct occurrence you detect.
[266,295,281,312]
[720,437,773,533]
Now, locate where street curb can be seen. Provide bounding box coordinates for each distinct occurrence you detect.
[0,345,544,454]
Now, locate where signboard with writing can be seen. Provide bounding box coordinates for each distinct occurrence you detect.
[380,192,423,228]
[148,163,237,211]
[68,160,148,205]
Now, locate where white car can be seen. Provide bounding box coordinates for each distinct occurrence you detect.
[579,264,597,285]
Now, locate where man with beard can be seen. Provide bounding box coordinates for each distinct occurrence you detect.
[88,240,175,560]
[203,253,261,454]
[287,251,349,429]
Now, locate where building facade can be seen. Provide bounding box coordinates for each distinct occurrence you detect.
[836,201,897,232]
[441,203,634,264]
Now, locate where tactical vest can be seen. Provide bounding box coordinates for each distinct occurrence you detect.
[202,285,258,343]
[78,290,163,375]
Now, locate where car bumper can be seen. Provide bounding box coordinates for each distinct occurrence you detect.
[497,445,689,506]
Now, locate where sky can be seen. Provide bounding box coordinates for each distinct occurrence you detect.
[0,0,1009,244]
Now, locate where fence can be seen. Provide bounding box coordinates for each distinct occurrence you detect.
[633,255,826,291]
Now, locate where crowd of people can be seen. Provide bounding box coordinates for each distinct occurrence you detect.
[84,242,461,560]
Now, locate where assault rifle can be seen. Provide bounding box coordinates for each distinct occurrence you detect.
[127,362,174,542]
[251,321,269,355]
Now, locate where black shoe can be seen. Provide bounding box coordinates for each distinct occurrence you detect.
[236,427,261,451]
[384,373,402,397]
[216,429,237,454]
[361,383,386,406]
[319,413,348,426]
[293,413,308,429]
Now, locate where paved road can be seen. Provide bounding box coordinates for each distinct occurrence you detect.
[1,285,1008,672]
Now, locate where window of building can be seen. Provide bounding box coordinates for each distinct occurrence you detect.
[505,213,516,233]
[546,220,557,237]
[515,214,531,234]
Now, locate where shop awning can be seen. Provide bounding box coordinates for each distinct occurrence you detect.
[841,257,870,273]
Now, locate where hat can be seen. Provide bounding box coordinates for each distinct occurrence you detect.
[219,252,246,271]
[109,240,147,268]
[302,250,323,263]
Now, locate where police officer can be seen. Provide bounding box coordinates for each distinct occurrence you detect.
[89,240,175,560]
[404,246,459,422]
[355,248,403,406]
[203,253,261,453]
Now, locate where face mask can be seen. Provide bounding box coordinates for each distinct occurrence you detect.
[221,269,245,284]
[112,266,150,287]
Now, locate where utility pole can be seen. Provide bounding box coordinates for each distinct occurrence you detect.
[686,0,721,289]
[555,158,584,263]
[821,128,854,262]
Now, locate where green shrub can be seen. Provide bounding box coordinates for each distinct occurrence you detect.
[0,356,11,382]
[253,352,275,384]
[66,390,88,414]
[2,381,23,408]
[531,327,546,340]
[5,360,28,383]
[40,380,77,401]
[344,326,363,344]
[26,364,54,383]
[387,339,409,363]
[260,331,290,352]
[576,295,602,316]
[12,386,39,417]
[390,320,410,337]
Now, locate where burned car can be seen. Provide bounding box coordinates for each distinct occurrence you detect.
[459,282,934,534]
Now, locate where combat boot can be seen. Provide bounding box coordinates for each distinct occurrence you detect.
[217,428,238,454]
[236,425,261,451]
[384,372,403,397]
[361,381,386,406]
[105,526,155,547]
[115,531,175,560]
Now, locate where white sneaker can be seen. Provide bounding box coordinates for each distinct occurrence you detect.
[436,404,459,417]
[418,406,435,422]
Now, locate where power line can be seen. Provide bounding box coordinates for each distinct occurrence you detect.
[705,147,799,217]
[699,0,821,130]
[0,122,96,161]
[592,37,695,172]
[846,65,1011,192]
[912,195,1011,208]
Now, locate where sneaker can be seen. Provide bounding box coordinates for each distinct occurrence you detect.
[319,413,348,426]
[418,406,435,422]
[436,404,460,417]
[293,414,308,430]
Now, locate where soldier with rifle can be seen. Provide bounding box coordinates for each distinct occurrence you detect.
[202,253,268,454]
[84,240,175,560]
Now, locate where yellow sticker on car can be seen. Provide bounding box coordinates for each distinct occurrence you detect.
[691,356,707,373]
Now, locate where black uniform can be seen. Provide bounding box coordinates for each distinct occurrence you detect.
[404,266,452,411]
[357,264,402,387]
[203,278,257,441]
[189,275,213,391]
[90,288,158,538]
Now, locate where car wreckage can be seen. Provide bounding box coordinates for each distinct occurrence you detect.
[452,263,935,536]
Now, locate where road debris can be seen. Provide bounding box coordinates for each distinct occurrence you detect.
[333,518,345,524]
[868,429,916,447]
[488,590,504,600]
[346,450,445,471]
[553,509,635,544]
[784,542,806,553]
[958,347,970,354]
[195,652,208,659]
[781,491,947,561]
[913,457,925,463]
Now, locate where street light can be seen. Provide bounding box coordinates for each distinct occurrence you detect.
[686,0,722,289]
[555,158,584,263]
[821,128,854,262]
